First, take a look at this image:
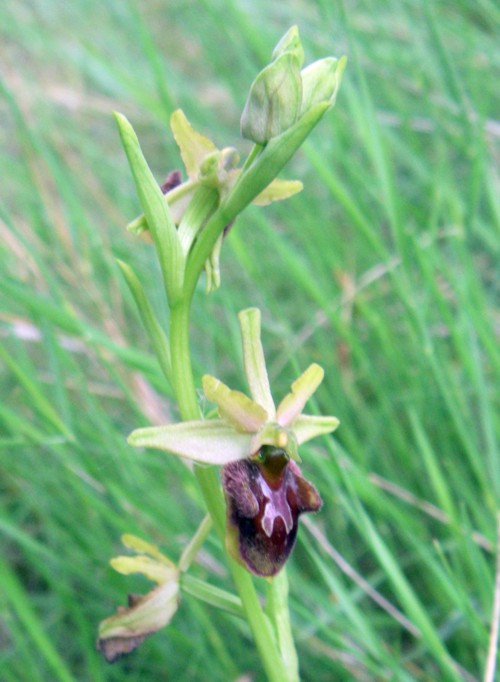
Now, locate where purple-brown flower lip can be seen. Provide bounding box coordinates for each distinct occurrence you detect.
[222,447,322,576]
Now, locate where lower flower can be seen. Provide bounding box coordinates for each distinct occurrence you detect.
[96,535,180,663]
[127,308,338,577]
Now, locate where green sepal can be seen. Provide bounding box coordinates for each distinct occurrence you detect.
[128,420,253,465]
[114,112,184,304]
[238,308,276,419]
[116,259,172,385]
[271,25,304,67]
[170,109,217,179]
[289,414,340,444]
[301,55,347,116]
[241,52,302,144]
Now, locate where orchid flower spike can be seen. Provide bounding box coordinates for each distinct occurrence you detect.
[129,308,339,575]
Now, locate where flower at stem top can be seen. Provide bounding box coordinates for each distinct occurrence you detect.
[128,308,339,576]
[125,110,303,293]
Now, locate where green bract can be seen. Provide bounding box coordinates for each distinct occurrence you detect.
[128,308,339,465]
[240,52,302,145]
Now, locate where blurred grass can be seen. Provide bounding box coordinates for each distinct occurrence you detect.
[1,0,499,680]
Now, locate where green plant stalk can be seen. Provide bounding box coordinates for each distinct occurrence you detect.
[169,297,297,682]
[266,571,299,682]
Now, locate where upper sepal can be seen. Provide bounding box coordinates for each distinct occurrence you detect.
[170,109,217,179]
[240,52,302,144]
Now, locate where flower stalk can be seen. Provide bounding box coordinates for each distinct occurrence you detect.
[98,25,345,681]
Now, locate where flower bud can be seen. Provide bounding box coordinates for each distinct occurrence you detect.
[271,25,304,67]
[240,52,302,145]
[300,56,347,115]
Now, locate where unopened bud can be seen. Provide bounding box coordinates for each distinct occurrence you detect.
[300,56,347,115]
[271,25,304,67]
[240,53,302,144]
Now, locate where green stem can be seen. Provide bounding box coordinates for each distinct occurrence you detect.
[178,514,213,573]
[169,298,291,682]
[266,571,299,682]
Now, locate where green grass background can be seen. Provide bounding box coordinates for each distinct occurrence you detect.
[1,1,499,680]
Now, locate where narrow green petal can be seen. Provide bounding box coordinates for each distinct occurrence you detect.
[202,375,268,432]
[170,109,217,179]
[291,414,340,444]
[252,179,303,206]
[276,364,324,427]
[121,534,176,566]
[238,308,276,418]
[110,556,175,585]
[128,420,252,465]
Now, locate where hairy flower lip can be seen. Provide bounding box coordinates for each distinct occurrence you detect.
[222,455,322,576]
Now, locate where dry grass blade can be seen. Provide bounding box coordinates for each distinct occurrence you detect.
[483,512,500,682]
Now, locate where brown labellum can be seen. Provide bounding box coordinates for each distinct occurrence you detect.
[222,446,322,577]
